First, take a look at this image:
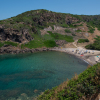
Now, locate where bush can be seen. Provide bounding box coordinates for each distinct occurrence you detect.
[69,24,77,28]
[78,39,89,43]
[85,36,100,50]
[75,29,82,33]
[61,23,68,28]
[65,29,71,33]
[44,40,57,47]
[87,25,95,33]
[0,42,4,47]
[51,25,54,30]
[4,41,18,47]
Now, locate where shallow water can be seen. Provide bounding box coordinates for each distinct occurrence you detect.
[0,51,88,99]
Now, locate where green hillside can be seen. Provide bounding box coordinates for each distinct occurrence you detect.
[0,9,100,49]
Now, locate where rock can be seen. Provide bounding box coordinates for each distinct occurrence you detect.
[55,40,67,46]
[85,33,89,37]
[0,27,33,43]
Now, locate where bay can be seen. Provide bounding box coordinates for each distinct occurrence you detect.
[0,51,88,99]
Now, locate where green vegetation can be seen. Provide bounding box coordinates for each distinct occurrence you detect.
[78,24,83,26]
[87,25,95,33]
[51,25,54,30]
[61,23,68,28]
[69,24,77,28]
[4,41,18,46]
[1,9,100,49]
[21,31,74,49]
[0,42,4,47]
[42,34,54,40]
[38,63,100,100]
[65,29,71,33]
[78,39,89,43]
[47,31,74,42]
[0,41,18,47]
[72,33,76,36]
[21,39,45,49]
[75,29,82,33]
[85,36,100,50]
[44,40,57,47]
[21,38,57,49]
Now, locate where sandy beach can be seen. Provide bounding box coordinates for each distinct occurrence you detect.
[51,47,100,65]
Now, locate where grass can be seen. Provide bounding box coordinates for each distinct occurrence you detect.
[21,34,57,49]
[0,41,18,47]
[21,31,74,49]
[4,41,18,46]
[21,40,44,49]
[37,63,100,100]
[47,31,74,42]
[21,36,45,49]
[42,34,54,40]
[44,40,57,47]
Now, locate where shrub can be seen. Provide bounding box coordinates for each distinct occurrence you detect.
[44,40,57,47]
[65,29,71,33]
[0,42,4,47]
[4,41,18,47]
[69,24,77,28]
[51,25,54,30]
[61,23,68,28]
[75,29,82,32]
[87,25,95,33]
[85,36,100,50]
[78,39,89,43]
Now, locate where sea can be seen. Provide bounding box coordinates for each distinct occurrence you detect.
[0,51,88,100]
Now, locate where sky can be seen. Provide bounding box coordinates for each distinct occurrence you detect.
[0,0,100,20]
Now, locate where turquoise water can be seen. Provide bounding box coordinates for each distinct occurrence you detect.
[0,51,88,99]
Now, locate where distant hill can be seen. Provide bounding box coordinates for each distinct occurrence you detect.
[0,9,100,49]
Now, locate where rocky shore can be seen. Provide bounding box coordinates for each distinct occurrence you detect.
[0,46,52,54]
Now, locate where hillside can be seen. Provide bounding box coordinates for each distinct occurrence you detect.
[0,9,100,52]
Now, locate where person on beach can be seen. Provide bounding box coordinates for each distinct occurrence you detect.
[92,51,94,54]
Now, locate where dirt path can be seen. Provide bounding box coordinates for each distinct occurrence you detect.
[72,40,78,48]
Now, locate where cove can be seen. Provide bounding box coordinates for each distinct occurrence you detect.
[0,51,88,99]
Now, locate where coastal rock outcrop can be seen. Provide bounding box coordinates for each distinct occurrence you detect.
[0,26,33,43]
[0,46,51,54]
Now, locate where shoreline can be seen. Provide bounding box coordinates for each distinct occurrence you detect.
[0,46,100,66]
[50,47,100,66]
